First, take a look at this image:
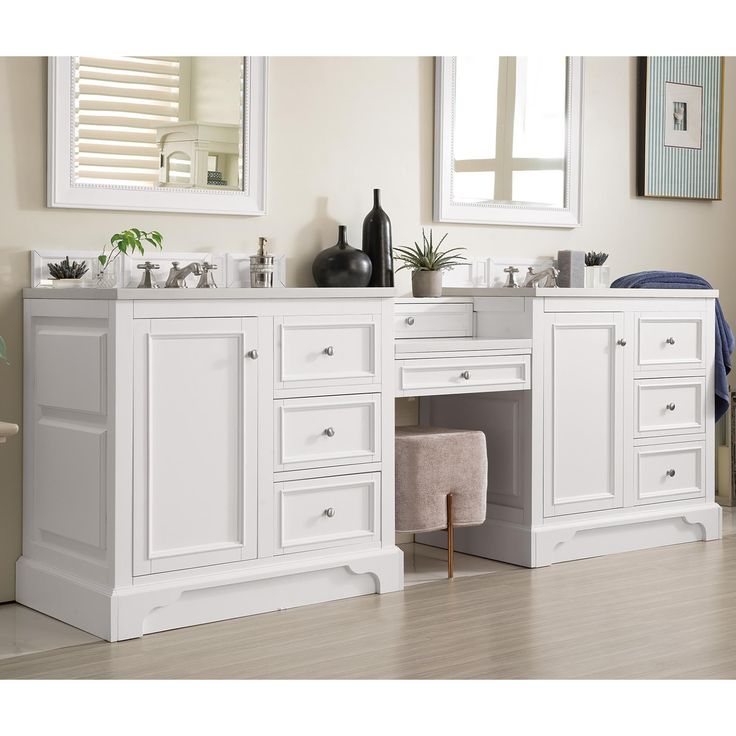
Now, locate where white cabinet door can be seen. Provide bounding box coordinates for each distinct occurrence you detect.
[133,317,259,575]
[544,312,625,516]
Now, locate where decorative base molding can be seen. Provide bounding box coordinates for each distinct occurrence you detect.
[17,547,404,642]
[418,503,722,569]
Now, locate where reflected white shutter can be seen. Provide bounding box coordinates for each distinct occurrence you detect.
[74,57,180,187]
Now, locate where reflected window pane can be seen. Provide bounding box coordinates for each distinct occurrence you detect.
[512,170,564,207]
[454,56,499,160]
[512,57,567,159]
[453,171,495,202]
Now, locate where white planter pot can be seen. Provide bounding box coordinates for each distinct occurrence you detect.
[51,279,84,289]
[584,266,611,289]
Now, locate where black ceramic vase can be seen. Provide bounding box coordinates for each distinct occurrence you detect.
[362,189,394,287]
[312,225,373,287]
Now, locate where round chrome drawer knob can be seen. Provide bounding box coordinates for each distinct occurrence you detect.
[325,507,336,518]
[247,349,259,360]
[666,468,676,478]
[666,337,676,345]
[617,339,627,346]
[325,427,336,437]
[406,317,415,326]
[324,346,335,356]
[461,370,471,380]
[666,403,676,411]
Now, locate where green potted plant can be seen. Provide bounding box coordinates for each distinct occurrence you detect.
[47,256,89,288]
[96,228,163,287]
[0,336,7,365]
[394,228,467,297]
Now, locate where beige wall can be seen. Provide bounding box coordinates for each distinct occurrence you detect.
[1,56,735,601]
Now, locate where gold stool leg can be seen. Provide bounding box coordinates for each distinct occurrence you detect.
[446,493,454,579]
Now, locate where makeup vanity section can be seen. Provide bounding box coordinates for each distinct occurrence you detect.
[18,288,400,641]
[18,286,722,640]
[396,289,721,567]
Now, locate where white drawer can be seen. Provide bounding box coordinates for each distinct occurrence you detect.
[274,394,380,471]
[634,441,705,505]
[394,302,473,339]
[636,312,705,372]
[635,377,705,438]
[275,315,380,389]
[275,472,380,554]
[395,355,530,397]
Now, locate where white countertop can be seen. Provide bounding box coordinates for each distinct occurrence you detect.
[442,287,719,298]
[24,287,395,300]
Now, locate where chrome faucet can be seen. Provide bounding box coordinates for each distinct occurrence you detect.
[524,267,559,288]
[165,261,202,288]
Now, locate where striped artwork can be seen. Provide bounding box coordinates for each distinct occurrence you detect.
[637,56,723,200]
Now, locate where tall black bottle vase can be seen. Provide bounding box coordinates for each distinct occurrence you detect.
[362,188,394,287]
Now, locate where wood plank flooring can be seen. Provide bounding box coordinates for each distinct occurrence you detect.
[2,534,736,679]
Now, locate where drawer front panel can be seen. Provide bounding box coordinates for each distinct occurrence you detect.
[635,441,705,505]
[275,472,380,554]
[276,315,379,388]
[636,313,705,372]
[394,302,473,339]
[274,394,380,471]
[635,377,705,437]
[395,355,530,397]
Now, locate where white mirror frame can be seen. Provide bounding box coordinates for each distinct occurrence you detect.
[434,56,584,228]
[47,56,268,216]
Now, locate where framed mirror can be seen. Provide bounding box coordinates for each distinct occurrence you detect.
[48,56,267,215]
[434,56,583,227]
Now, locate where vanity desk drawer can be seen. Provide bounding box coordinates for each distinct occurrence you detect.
[274,393,380,471]
[635,377,705,438]
[635,313,705,373]
[275,315,380,389]
[395,355,530,397]
[274,472,380,554]
[394,302,473,339]
[634,441,705,505]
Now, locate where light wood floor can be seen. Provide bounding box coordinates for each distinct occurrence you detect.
[2,534,736,679]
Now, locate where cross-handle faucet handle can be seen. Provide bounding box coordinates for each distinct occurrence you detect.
[137,261,160,270]
[503,265,520,288]
[201,262,218,271]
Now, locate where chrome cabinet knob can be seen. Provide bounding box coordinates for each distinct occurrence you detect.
[324,346,335,356]
[666,403,676,411]
[325,507,336,518]
[247,349,259,360]
[666,468,676,477]
[666,337,676,345]
[461,370,471,380]
[617,339,627,346]
[406,317,415,326]
[325,427,336,437]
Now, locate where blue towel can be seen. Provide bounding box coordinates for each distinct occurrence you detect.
[611,271,735,421]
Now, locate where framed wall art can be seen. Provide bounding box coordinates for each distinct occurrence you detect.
[637,56,723,200]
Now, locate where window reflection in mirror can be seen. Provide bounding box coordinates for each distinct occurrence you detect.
[73,56,244,191]
[452,56,568,208]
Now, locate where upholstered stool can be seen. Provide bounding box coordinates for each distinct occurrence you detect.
[395,426,487,578]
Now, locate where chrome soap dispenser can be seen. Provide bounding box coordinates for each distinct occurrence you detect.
[250,237,275,288]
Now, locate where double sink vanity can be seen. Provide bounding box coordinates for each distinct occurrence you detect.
[17,285,721,641]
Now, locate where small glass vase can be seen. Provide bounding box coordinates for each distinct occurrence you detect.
[94,270,118,289]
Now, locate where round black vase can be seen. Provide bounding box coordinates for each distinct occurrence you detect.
[312,225,373,287]
[362,188,394,287]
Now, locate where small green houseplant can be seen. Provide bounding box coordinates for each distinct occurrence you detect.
[0,336,7,365]
[97,228,163,287]
[394,228,466,297]
[48,256,89,288]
